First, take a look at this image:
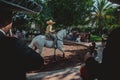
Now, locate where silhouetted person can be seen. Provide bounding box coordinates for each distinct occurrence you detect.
[80,57,100,80]
[0,1,44,80]
[80,27,120,80]
[100,27,120,80]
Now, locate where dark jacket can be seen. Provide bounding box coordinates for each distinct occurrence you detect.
[101,27,120,80]
[0,31,44,80]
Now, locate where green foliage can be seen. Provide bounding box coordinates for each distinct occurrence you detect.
[108,24,120,31]
[12,0,119,35]
[46,0,93,26]
[91,0,118,35]
[90,34,102,41]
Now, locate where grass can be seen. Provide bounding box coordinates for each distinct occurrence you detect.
[90,34,102,42]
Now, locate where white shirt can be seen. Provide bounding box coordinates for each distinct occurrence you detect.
[76,37,81,43]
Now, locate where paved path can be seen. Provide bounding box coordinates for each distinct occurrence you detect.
[27,42,104,80]
[27,66,82,80]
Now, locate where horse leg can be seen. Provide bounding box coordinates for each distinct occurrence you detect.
[61,48,65,58]
[62,51,65,58]
[37,43,44,55]
[53,48,57,61]
[58,47,65,58]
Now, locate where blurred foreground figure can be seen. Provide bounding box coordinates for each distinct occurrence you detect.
[80,27,120,80]
[0,0,44,80]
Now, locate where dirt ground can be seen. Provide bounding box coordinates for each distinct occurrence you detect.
[32,43,88,72]
[27,42,103,80]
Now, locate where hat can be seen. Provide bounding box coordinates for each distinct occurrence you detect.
[0,0,42,13]
[46,20,55,24]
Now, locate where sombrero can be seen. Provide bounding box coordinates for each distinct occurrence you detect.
[46,20,55,24]
[0,0,42,13]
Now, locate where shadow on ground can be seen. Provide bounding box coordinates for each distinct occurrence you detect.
[32,48,88,73]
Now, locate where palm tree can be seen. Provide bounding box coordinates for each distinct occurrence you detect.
[109,0,120,25]
[91,0,115,35]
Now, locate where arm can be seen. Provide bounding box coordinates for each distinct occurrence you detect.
[49,25,55,33]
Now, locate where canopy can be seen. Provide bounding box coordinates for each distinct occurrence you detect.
[0,0,42,13]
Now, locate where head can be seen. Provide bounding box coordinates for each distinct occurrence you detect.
[46,19,55,25]
[0,0,42,33]
[0,8,13,33]
[91,41,96,46]
[62,29,67,38]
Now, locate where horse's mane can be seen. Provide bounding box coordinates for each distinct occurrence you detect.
[56,29,66,40]
[57,29,65,35]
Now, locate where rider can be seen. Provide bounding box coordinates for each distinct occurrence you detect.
[45,19,57,48]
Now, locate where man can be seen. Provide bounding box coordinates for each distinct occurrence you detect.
[0,1,44,80]
[45,19,57,48]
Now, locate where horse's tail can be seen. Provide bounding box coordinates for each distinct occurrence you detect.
[29,35,45,50]
[28,39,35,49]
[28,36,39,49]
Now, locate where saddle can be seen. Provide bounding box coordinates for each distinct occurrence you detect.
[45,33,57,48]
[46,36,53,40]
[45,33,55,40]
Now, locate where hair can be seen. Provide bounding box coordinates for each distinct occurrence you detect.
[0,8,13,28]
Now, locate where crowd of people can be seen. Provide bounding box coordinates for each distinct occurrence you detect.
[66,31,91,43]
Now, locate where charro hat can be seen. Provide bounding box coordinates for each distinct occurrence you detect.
[46,20,55,25]
[0,0,42,13]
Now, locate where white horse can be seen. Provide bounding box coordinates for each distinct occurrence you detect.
[29,29,67,59]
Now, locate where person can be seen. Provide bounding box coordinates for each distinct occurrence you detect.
[83,41,97,60]
[80,57,100,80]
[100,27,120,80]
[75,34,81,43]
[0,1,44,80]
[67,32,73,41]
[80,27,120,80]
[88,41,97,56]
[45,19,57,48]
[101,33,108,47]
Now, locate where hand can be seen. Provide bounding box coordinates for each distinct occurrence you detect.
[52,30,55,32]
[51,30,56,33]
